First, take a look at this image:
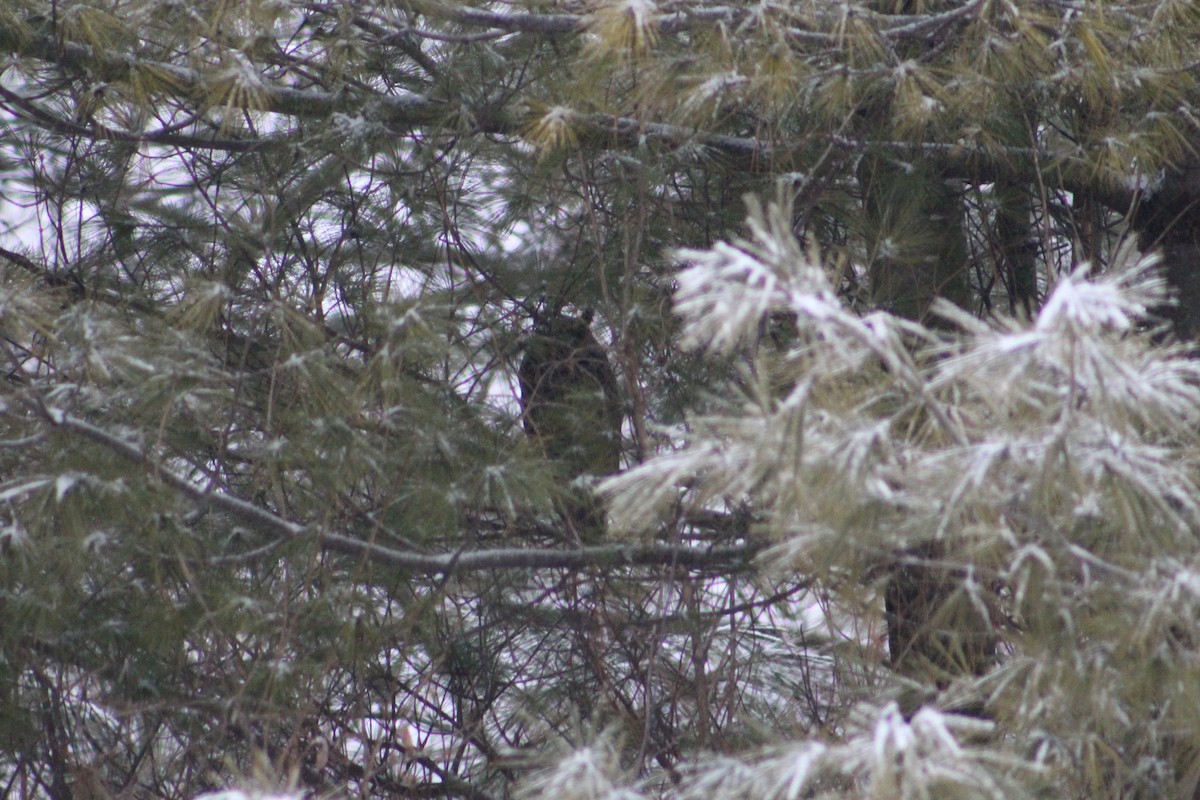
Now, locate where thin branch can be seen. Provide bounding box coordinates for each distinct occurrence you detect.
[0,29,443,127]
[34,403,306,540]
[0,27,1140,214]
[0,84,277,153]
[34,404,763,575]
[430,1,983,43]
[0,245,46,280]
[434,7,581,34]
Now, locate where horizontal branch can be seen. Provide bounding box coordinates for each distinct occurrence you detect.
[35,404,762,575]
[438,7,581,34]
[0,28,444,134]
[321,531,760,573]
[0,83,279,153]
[430,0,985,44]
[0,23,1138,216]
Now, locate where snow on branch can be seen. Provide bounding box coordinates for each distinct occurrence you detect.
[673,194,837,354]
[518,741,642,800]
[933,251,1200,438]
[735,703,1026,799]
[608,194,1200,587]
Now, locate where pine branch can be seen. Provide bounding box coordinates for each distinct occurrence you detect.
[434,0,986,43]
[0,30,1141,216]
[0,29,442,127]
[32,403,762,575]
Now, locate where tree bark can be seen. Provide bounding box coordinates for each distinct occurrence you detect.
[861,153,997,694]
[884,542,996,689]
[859,152,973,324]
[1130,162,1200,341]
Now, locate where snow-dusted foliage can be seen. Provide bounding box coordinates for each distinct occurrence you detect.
[8,0,1200,796]
[518,741,642,800]
[599,194,1200,797]
[196,792,300,800]
[523,704,1028,800]
[702,703,1024,800]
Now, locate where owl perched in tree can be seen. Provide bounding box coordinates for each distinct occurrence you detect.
[518,309,622,540]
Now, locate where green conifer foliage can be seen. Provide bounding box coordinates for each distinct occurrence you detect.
[3,1,1200,797]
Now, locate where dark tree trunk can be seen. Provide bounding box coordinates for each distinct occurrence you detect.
[861,153,998,697]
[860,153,974,323]
[884,542,996,687]
[993,178,1039,318]
[1130,162,1200,341]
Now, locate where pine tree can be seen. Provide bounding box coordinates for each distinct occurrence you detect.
[3,1,1200,798]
